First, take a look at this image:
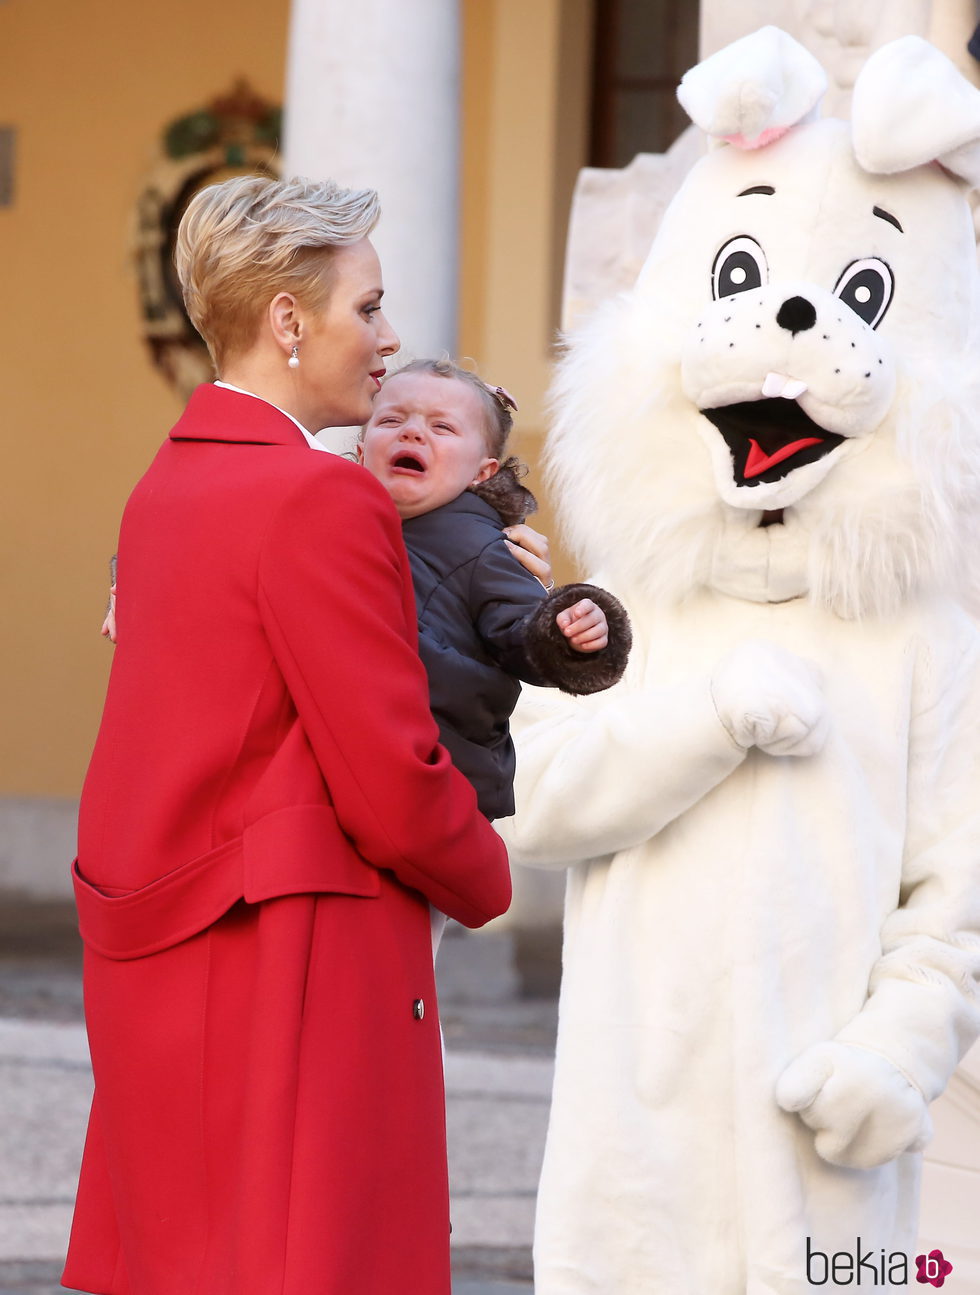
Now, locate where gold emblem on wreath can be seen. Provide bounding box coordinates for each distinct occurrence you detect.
[134,79,282,399]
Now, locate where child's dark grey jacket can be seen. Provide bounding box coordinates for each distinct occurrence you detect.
[401,491,630,819]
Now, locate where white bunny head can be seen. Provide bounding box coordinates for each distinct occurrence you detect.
[548,29,980,618]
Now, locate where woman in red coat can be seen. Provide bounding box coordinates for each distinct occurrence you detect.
[62,175,512,1295]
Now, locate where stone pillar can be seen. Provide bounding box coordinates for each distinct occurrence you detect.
[283,0,460,360]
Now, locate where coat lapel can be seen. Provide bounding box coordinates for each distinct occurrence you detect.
[170,383,308,447]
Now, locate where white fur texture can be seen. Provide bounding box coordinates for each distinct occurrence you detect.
[776,1041,933,1169]
[710,639,828,756]
[853,35,980,187]
[548,119,980,619]
[510,31,980,1295]
[677,24,827,146]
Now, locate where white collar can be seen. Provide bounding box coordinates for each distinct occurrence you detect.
[213,381,332,453]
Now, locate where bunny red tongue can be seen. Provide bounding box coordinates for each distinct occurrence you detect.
[744,436,822,478]
[744,372,819,474]
[701,397,844,486]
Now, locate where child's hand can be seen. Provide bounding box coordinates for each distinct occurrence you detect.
[101,584,117,644]
[556,599,608,653]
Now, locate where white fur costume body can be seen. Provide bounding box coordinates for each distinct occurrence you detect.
[503,31,980,1295]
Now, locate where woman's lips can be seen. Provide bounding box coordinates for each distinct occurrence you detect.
[370,370,386,391]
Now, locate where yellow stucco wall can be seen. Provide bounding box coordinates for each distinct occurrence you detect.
[460,0,593,582]
[0,0,289,797]
[0,0,591,805]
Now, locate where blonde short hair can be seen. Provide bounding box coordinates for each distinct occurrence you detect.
[174,174,380,369]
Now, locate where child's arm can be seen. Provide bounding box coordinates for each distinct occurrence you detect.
[473,539,630,695]
[503,525,612,654]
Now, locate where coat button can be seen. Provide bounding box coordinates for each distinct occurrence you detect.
[413,998,425,1020]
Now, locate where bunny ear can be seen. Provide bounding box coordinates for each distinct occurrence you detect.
[676,25,827,150]
[852,36,980,186]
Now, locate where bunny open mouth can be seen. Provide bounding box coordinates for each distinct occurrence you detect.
[701,399,845,486]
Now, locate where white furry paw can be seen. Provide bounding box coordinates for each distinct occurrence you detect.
[710,640,828,757]
[776,1042,933,1169]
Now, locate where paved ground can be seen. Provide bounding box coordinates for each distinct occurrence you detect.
[0,899,560,1294]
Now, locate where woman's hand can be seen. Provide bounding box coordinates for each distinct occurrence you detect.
[556,599,608,653]
[101,585,117,644]
[503,523,554,591]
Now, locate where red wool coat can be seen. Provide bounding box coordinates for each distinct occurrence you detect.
[62,384,511,1295]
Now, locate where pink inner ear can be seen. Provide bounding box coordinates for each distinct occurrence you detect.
[723,124,792,151]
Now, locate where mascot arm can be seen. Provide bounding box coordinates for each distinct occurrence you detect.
[778,613,980,1168]
[500,674,746,867]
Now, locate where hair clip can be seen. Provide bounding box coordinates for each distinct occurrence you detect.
[484,382,519,413]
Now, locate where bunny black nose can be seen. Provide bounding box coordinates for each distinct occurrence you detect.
[776,296,817,335]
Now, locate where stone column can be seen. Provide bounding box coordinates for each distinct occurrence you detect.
[283,0,460,361]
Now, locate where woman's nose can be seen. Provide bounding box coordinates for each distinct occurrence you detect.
[377,312,400,357]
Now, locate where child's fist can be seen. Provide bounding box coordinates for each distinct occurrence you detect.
[557,599,608,653]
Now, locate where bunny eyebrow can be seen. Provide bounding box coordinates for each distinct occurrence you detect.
[873,205,903,232]
[738,185,775,197]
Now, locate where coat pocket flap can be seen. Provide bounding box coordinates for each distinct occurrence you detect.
[242,803,381,903]
[74,805,380,960]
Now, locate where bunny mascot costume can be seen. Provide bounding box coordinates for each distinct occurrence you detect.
[503,28,980,1295]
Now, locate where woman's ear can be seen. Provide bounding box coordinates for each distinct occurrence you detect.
[268,292,301,354]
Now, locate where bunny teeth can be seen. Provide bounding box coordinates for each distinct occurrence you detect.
[762,372,809,399]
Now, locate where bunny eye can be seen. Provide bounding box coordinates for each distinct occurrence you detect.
[712,236,768,299]
[834,258,894,329]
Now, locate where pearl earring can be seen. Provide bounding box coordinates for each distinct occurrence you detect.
[288,345,300,369]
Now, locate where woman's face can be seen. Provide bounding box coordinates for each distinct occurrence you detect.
[299,238,400,429]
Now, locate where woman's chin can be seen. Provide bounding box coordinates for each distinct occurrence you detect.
[315,397,374,431]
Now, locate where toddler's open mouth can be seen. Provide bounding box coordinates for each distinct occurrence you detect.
[392,453,426,474]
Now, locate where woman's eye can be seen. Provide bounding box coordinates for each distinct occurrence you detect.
[834,258,894,329]
[712,236,768,299]
[362,304,380,318]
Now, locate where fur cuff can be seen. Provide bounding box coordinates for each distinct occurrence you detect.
[524,582,632,695]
